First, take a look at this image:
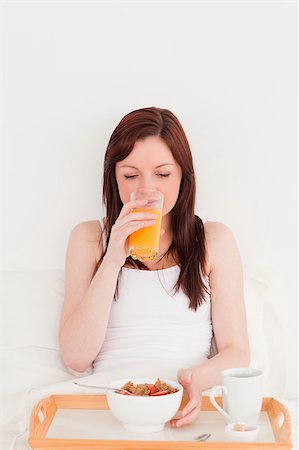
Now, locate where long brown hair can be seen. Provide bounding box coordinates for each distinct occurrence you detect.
[95,107,209,311]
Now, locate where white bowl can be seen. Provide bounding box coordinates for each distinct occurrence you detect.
[106,378,183,433]
[225,423,259,442]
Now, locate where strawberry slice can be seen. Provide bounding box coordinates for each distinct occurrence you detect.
[151,390,169,396]
[148,386,159,395]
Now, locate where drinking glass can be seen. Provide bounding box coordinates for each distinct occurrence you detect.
[129,189,164,262]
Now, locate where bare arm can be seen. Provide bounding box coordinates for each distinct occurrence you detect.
[190,221,250,389]
[59,222,120,372]
[171,222,250,427]
[59,200,158,373]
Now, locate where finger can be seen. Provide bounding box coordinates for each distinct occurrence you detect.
[182,395,201,417]
[115,220,157,238]
[170,392,201,427]
[181,395,200,417]
[180,383,200,407]
[170,405,200,427]
[117,211,158,228]
[118,199,148,220]
[174,382,201,420]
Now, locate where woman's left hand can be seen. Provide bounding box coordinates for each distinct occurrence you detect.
[170,368,202,428]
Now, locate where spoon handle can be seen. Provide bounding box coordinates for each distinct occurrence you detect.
[73,382,127,393]
[73,381,134,395]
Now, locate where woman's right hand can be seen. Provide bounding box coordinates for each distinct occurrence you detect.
[104,199,159,268]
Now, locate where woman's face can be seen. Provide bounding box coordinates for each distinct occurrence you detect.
[115,135,182,217]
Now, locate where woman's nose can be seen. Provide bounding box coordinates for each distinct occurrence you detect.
[137,175,158,191]
[138,185,156,190]
[137,181,157,190]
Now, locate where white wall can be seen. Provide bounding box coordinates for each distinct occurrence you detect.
[1,1,297,397]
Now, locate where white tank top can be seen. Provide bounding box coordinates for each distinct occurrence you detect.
[93,219,212,373]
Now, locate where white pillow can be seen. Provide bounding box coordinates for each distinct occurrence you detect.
[243,265,286,397]
[0,270,92,429]
[0,270,64,349]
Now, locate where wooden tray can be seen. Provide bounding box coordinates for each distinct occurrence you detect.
[28,395,292,449]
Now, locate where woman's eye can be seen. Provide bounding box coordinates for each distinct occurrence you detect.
[124,175,138,179]
[124,174,170,179]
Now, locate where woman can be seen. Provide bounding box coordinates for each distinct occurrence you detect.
[59,107,250,428]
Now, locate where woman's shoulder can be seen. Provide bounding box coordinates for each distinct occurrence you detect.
[70,220,103,242]
[70,220,104,263]
[203,220,240,271]
[203,220,237,248]
[203,220,234,235]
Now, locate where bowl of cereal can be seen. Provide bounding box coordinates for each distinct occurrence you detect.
[106,377,183,433]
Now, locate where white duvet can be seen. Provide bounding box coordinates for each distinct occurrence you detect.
[1,349,298,450]
[0,269,298,450]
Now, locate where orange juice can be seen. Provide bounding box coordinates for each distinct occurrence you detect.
[129,208,162,262]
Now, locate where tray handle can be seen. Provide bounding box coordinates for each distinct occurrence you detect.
[268,398,292,444]
[29,396,57,440]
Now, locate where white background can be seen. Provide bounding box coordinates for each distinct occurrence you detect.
[1,1,297,397]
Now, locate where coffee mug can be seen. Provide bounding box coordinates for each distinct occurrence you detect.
[209,368,263,426]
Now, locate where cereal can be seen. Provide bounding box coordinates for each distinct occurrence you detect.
[120,378,178,396]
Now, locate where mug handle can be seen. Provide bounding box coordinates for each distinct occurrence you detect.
[209,385,231,422]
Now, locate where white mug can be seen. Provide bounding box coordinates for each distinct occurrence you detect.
[209,368,263,426]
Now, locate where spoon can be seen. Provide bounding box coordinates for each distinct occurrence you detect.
[194,433,211,441]
[73,381,135,395]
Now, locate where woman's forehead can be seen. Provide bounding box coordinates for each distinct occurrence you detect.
[117,136,177,167]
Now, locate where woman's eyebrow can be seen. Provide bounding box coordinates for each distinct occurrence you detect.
[119,163,175,170]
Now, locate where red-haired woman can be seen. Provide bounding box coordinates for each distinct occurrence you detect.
[59,107,250,428]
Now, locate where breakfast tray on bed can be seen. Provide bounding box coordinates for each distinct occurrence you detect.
[28,395,292,449]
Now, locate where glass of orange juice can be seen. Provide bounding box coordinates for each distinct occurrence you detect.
[129,189,164,262]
